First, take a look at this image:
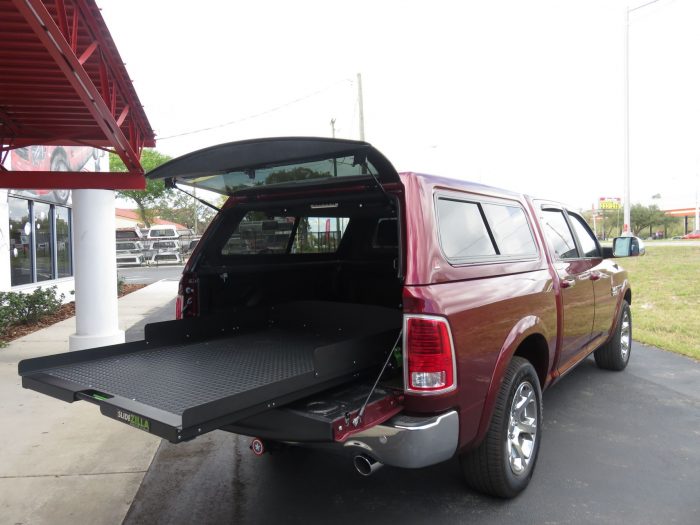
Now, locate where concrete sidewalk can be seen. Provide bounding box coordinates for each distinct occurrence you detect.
[0,280,178,525]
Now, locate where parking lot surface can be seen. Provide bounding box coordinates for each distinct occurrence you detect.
[118,264,184,285]
[124,342,699,525]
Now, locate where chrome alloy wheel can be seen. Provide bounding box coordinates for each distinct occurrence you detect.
[507,381,538,475]
[620,310,631,361]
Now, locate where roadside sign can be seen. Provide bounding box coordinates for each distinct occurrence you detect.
[599,197,621,210]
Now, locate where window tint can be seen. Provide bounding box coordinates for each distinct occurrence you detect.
[55,206,71,278]
[541,210,578,259]
[436,199,496,259]
[223,214,294,255]
[150,229,176,238]
[372,218,398,249]
[293,217,348,254]
[8,197,32,285]
[482,204,537,256]
[34,202,54,282]
[569,214,599,257]
[116,230,139,240]
[221,213,349,255]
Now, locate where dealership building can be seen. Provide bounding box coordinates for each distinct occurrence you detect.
[1,0,154,351]
[0,146,106,297]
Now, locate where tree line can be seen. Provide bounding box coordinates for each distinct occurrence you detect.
[110,150,218,234]
[113,150,689,240]
[583,203,684,239]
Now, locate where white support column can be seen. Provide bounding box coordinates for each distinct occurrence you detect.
[69,189,124,350]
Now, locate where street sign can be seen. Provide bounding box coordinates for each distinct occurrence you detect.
[599,197,621,210]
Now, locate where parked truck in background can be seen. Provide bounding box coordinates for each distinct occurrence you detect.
[19,138,642,498]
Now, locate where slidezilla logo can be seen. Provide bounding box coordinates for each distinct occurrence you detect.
[116,410,150,432]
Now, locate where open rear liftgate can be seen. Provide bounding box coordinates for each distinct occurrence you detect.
[18,302,403,443]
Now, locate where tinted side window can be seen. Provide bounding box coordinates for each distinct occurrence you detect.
[482,204,537,256]
[541,210,578,259]
[221,213,349,255]
[223,214,295,255]
[569,214,600,257]
[436,199,496,259]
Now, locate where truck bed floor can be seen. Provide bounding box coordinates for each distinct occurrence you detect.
[44,328,330,416]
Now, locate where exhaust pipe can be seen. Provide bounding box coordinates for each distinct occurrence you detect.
[353,454,383,476]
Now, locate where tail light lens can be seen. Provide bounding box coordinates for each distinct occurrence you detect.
[176,273,199,319]
[404,315,456,394]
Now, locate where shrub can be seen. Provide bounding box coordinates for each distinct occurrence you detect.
[0,286,65,342]
[117,275,126,296]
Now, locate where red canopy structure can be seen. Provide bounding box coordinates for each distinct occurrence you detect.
[0,0,155,189]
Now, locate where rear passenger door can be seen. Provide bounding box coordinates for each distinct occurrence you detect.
[566,212,617,345]
[539,208,596,374]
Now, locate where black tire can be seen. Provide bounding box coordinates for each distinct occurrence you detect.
[594,300,631,371]
[460,356,542,498]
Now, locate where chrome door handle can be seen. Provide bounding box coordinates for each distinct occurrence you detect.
[561,278,576,289]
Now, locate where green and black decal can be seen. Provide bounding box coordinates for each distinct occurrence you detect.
[116,409,150,432]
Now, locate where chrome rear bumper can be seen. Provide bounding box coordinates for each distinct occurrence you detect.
[339,410,459,469]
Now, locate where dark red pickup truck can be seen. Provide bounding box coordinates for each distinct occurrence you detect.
[19,138,641,498]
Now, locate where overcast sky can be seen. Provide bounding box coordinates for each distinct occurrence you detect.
[100,0,700,211]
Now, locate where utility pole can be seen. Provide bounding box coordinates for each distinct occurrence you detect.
[330,118,338,178]
[623,6,631,235]
[624,0,665,236]
[357,73,365,141]
[330,116,340,244]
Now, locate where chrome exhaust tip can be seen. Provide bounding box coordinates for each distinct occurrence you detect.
[353,454,383,476]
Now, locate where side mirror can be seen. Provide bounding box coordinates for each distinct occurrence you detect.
[612,236,645,257]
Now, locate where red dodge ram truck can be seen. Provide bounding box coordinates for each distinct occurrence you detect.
[19,138,642,498]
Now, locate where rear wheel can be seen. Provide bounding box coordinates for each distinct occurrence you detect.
[594,300,631,371]
[460,356,542,498]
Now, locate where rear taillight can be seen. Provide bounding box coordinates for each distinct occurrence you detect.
[176,273,199,319]
[404,315,456,394]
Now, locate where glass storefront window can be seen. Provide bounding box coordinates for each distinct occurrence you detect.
[8,197,32,285]
[7,197,73,286]
[56,206,71,278]
[34,202,54,282]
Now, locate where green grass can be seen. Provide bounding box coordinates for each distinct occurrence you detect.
[620,245,700,360]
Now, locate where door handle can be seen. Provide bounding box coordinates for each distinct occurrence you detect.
[590,271,601,281]
[561,278,576,289]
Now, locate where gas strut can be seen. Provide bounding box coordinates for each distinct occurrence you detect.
[352,329,403,428]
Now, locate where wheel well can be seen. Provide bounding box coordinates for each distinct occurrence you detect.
[624,289,632,305]
[513,334,549,388]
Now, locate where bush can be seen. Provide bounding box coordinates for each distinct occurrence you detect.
[0,286,65,342]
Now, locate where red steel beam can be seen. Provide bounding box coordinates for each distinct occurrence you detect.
[78,39,98,65]
[11,0,143,173]
[3,137,115,148]
[74,0,154,148]
[0,170,146,189]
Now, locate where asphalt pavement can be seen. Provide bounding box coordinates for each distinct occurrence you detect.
[118,264,184,285]
[0,281,178,525]
[123,338,700,525]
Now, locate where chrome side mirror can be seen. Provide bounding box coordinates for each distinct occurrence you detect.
[613,236,646,257]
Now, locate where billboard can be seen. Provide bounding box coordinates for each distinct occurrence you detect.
[7,145,104,205]
[598,197,621,210]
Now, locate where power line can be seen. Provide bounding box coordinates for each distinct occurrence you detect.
[158,78,354,141]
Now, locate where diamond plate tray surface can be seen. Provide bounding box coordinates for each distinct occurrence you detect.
[45,329,328,415]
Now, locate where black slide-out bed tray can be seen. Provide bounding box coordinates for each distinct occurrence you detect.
[18,301,400,443]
